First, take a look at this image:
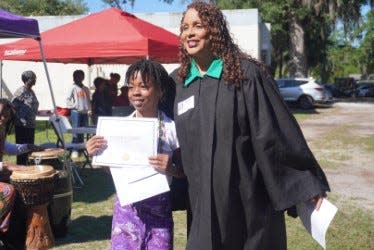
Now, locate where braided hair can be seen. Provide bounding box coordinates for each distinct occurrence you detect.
[125,59,175,118]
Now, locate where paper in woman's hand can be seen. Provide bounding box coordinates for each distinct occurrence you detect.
[296,198,338,249]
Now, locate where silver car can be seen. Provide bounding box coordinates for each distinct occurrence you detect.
[276,78,332,109]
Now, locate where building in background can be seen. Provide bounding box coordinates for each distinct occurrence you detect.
[0,9,271,110]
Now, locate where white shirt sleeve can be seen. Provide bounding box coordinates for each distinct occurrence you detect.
[166,119,179,151]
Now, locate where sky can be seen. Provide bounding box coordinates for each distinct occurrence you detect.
[87,0,190,14]
[87,1,371,16]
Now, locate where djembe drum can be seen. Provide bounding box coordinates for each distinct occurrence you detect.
[29,148,73,237]
[10,165,57,250]
[29,148,67,170]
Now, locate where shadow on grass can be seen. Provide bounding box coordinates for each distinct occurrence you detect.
[54,167,114,247]
[55,215,112,246]
[73,168,115,203]
[289,103,334,115]
[291,108,320,115]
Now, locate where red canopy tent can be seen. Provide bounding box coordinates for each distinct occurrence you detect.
[0,7,180,64]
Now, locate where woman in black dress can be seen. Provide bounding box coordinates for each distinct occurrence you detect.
[170,1,330,249]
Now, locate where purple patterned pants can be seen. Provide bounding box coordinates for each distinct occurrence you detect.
[111,192,173,250]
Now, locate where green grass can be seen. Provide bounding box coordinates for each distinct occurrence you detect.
[293,113,313,122]
[50,170,374,250]
[309,125,374,169]
[6,120,373,249]
[361,134,374,153]
[286,195,374,250]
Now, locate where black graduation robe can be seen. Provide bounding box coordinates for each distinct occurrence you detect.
[171,59,330,250]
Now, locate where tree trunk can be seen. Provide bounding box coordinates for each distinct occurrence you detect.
[289,16,308,77]
[279,51,283,78]
[269,50,278,77]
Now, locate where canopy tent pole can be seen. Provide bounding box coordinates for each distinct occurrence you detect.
[37,38,56,110]
[88,59,92,89]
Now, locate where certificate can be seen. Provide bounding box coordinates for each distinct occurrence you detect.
[92,116,169,205]
[92,116,158,168]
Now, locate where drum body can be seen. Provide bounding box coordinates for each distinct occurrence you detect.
[28,148,72,237]
[10,165,57,249]
[48,168,73,237]
[10,165,56,206]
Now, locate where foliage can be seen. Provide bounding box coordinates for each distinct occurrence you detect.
[356,10,374,76]
[321,38,361,82]
[315,9,374,82]
[0,0,88,16]
[213,0,370,80]
[100,0,174,10]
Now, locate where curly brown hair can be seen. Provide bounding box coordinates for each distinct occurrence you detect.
[178,1,261,86]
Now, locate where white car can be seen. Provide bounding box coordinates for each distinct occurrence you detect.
[276,78,333,109]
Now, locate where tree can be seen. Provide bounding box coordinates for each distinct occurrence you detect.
[357,10,374,76]
[214,0,372,79]
[0,0,88,16]
[100,0,174,10]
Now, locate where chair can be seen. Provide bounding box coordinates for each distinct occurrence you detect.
[48,114,91,186]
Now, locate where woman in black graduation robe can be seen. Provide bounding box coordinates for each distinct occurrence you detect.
[172,2,330,250]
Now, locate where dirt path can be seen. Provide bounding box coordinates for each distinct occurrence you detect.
[298,102,374,214]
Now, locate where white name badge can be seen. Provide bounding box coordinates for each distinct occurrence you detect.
[178,95,194,115]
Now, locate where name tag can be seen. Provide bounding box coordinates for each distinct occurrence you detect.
[178,96,194,115]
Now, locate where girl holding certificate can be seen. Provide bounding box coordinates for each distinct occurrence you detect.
[86,59,183,250]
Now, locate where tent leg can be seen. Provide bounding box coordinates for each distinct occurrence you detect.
[38,39,56,110]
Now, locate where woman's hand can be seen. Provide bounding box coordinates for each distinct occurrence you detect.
[149,154,171,175]
[309,193,325,211]
[86,135,107,156]
[26,144,44,152]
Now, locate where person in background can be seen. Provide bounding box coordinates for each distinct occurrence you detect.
[86,59,183,250]
[170,2,330,249]
[66,70,91,158]
[91,77,112,125]
[0,99,28,240]
[11,71,39,165]
[108,73,121,101]
[112,86,130,107]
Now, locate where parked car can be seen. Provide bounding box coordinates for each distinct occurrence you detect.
[322,84,344,98]
[276,78,333,109]
[351,83,374,97]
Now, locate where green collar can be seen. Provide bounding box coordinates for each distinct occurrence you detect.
[184,58,223,86]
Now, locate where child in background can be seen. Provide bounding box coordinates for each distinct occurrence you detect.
[108,73,121,100]
[112,86,130,107]
[86,59,183,250]
[91,77,112,125]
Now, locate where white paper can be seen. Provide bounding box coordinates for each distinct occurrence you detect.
[92,117,158,168]
[296,198,338,249]
[110,167,170,206]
